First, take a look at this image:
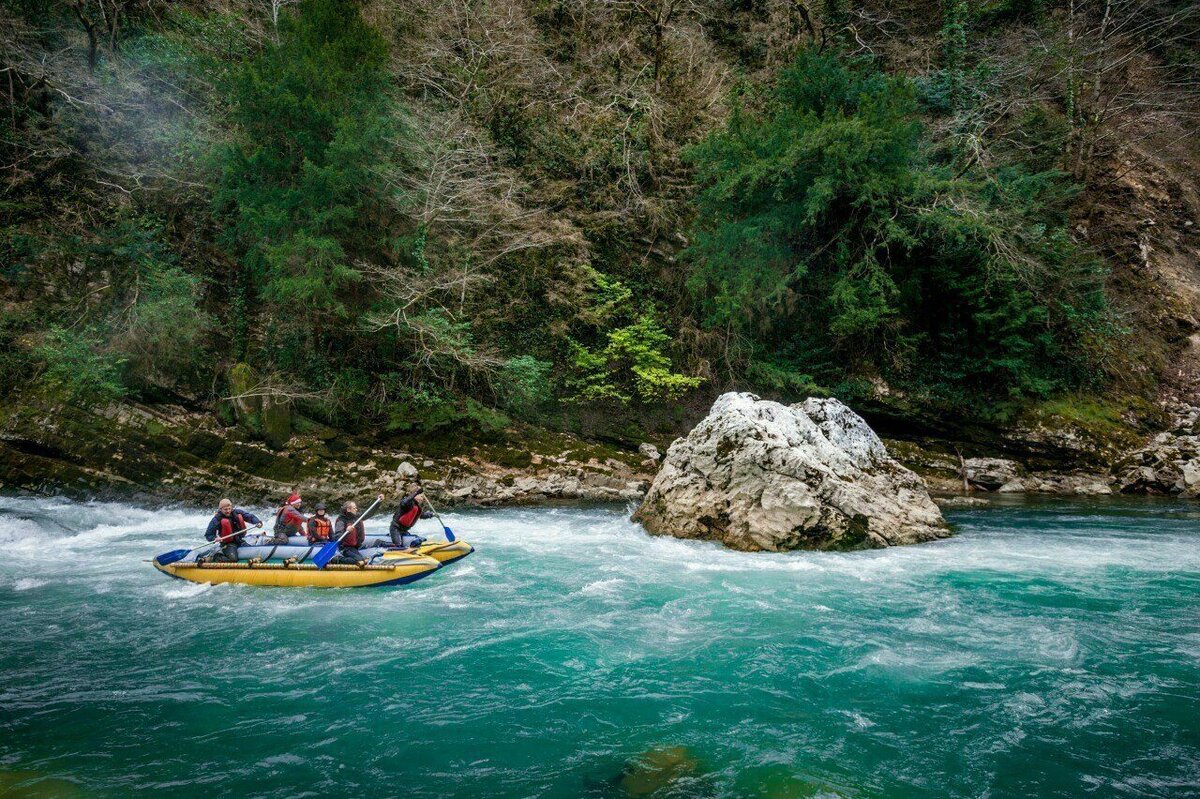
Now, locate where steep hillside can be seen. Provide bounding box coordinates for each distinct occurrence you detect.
[1,0,1198,500]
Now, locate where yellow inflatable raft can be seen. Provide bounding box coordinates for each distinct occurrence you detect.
[153,552,442,588]
[390,540,474,566]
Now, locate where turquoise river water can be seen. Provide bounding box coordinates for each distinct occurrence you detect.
[0,495,1198,798]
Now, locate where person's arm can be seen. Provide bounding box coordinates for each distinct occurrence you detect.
[334,517,347,541]
[204,516,219,541]
[241,510,262,527]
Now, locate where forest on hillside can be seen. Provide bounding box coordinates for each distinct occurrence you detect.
[2,0,1198,444]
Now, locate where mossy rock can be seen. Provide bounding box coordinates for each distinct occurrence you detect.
[292,413,337,441]
[489,447,533,469]
[262,396,292,450]
[227,362,263,434]
[618,746,701,797]
[185,430,227,460]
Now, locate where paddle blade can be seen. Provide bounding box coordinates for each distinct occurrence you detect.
[155,549,191,566]
[442,525,456,543]
[312,541,339,569]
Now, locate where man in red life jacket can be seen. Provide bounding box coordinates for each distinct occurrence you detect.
[271,493,307,545]
[389,484,433,547]
[202,498,262,563]
[306,502,333,544]
[333,494,385,565]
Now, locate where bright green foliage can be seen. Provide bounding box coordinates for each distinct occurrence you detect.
[216,0,394,348]
[570,314,702,404]
[685,50,1108,405]
[35,328,126,406]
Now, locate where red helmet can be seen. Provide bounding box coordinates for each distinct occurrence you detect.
[285,492,302,506]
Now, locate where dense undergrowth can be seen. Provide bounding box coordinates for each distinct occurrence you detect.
[1,0,1196,444]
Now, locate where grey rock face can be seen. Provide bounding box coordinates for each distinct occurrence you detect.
[963,457,1022,492]
[1117,402,1200,498]
[631,392,949,551]
[638,443,662,462]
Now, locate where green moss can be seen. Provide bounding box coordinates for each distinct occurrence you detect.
[261,396,292,450]
[489,448,533,469]
[292,413,337,441]
[829,514,872,551]
[1023,394,1158,455]
[227,362,263,435]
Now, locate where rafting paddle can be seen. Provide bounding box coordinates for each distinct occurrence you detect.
[313,496,382,569]
[156,523,263,566]
[423,498,456,543]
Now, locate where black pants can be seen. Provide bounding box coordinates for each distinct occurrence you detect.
[332,546,367,565]
[206,543,239,563]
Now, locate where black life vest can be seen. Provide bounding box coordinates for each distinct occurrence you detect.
[217,512,247,543]
[308,514,333,542]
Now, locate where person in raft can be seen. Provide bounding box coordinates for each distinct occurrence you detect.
[202,498,263,563]
[306,502,333,544]
[271,492,307,545]
[333,495,385,565]
[389,484,433,548]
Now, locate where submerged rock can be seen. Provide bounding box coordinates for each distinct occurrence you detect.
[631,392,949,551]
[618,746,701,797]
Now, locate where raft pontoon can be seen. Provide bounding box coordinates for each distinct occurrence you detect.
[152,533,474,588]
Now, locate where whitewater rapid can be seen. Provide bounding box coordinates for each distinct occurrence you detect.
[0,495,1198,798]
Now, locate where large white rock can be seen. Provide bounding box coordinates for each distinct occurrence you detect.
[631,393,949,550]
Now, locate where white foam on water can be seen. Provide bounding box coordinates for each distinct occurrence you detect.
[1,494,1198,798]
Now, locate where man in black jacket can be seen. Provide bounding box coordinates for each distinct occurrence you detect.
[389,484,433,548]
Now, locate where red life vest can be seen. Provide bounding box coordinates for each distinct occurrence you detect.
[396,504,422,530]
[218,512,247,542]
[275,506,305,537]
[308,514,333,542]
[339,517,365,548]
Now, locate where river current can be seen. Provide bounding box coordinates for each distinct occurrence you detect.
[0,495,1197,798]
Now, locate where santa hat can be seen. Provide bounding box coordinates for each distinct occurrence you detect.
[285,492,302,506]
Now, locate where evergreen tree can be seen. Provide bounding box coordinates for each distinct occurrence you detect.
[215,0,395,362]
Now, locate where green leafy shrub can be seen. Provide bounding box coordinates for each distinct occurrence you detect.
[497,355,553,415]
[569,313,702,404]
[35,327,126,406]
[215,0,395,343]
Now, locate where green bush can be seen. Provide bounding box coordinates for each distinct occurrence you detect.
[215,0,396,341]
[568,313,702,404]
[497,355,553,415]
[35,327,126,406]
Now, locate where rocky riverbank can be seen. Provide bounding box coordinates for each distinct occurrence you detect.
[0,392,654,507]
[881,398,1200,501]
[1,389,1196,509]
